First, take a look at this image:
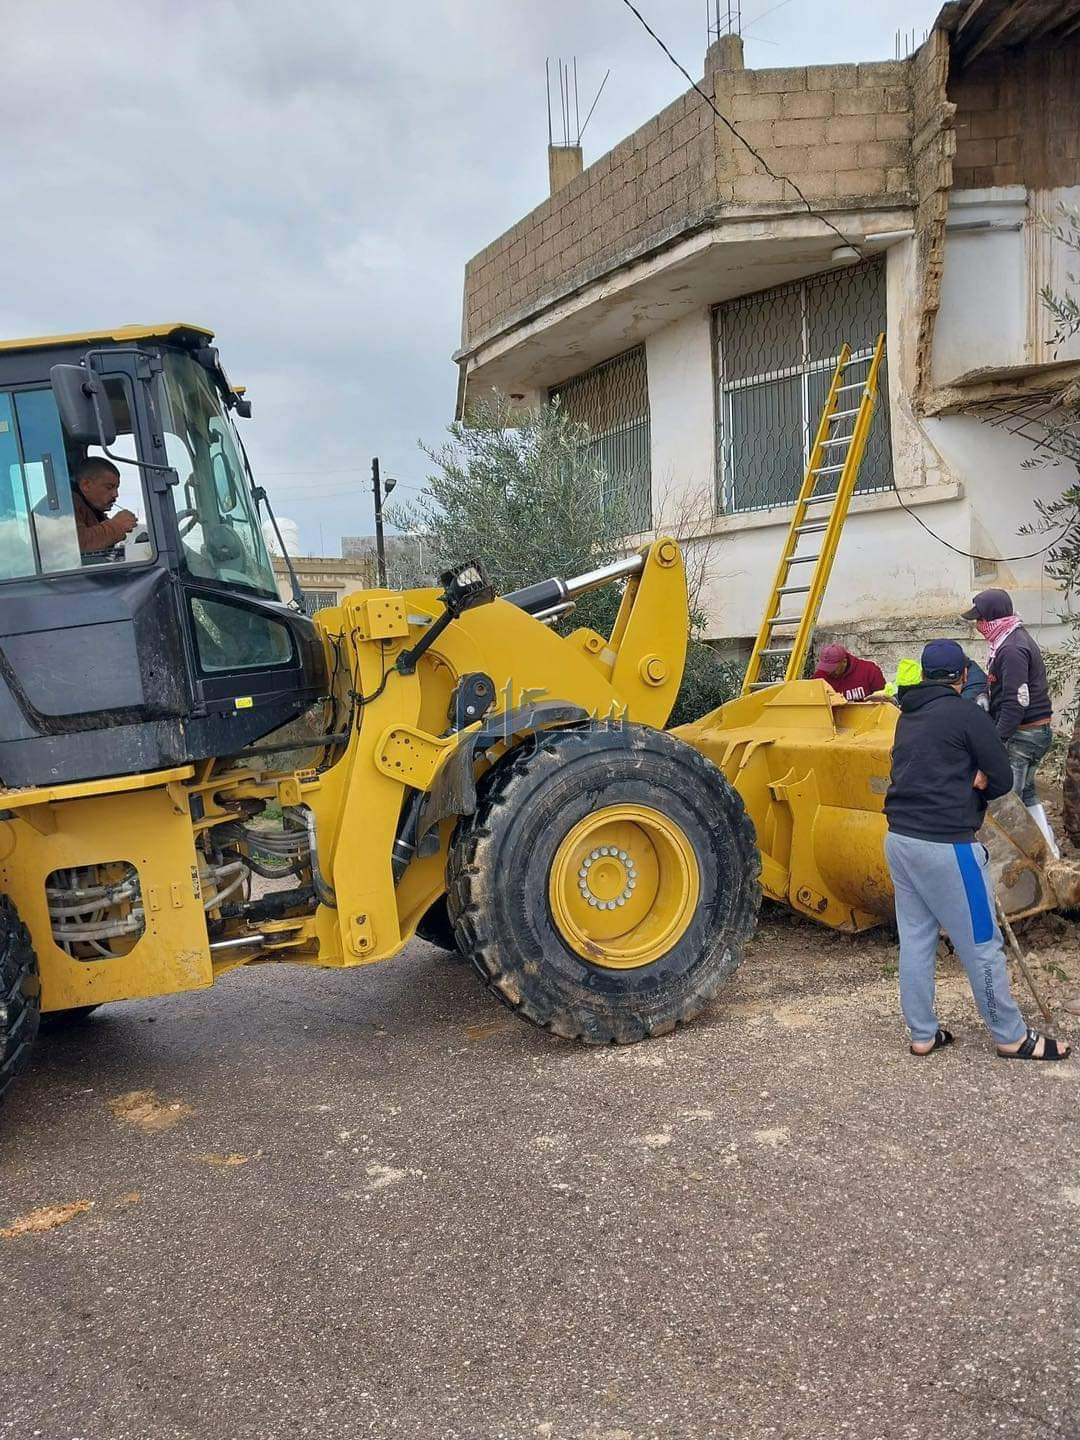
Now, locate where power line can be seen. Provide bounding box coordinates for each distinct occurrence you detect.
[743,0,796,30]
[887,478,1077,563]
[617,0,863,257]
[617,1,1080,566]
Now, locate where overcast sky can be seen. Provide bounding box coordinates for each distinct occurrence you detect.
[5,0,940,554]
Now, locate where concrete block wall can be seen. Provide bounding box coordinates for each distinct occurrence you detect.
[462,54,915,354]
[723,62,912,206]
[463,86,717,347]
[951,44,1080,191]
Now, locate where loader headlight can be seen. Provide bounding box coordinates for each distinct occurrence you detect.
[440,561,495,618]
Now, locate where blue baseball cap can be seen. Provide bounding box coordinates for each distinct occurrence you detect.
[921,639,967,680]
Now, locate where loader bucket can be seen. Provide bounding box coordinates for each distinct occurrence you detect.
[675,679,1080,931]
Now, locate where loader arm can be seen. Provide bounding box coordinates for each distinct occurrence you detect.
[294,536,689,967]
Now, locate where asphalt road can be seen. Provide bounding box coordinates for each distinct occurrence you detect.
[1,914,1077,1440]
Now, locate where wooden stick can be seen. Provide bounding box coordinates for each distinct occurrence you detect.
[996,901,1055,1026]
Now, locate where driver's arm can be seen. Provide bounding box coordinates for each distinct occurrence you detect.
[76,507,137,554]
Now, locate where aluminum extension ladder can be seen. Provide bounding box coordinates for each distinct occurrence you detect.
[741,333,887,695]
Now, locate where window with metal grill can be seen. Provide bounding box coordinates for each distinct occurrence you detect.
[550,346,652,532]
[715,260,893,514]
[301,589,338,616]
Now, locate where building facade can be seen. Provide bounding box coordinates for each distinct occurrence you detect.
[456,0,1080,666]
[272,554,376,614]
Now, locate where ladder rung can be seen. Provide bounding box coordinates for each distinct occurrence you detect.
[760,647,793,657]
[829,408,860,421]
[804,493,837,504]
[749,681,780,690]
[767,616,801,627]
[777,585,810,595]
[795,522,828,534]
[835,382,868,393]
[821,436,853,447]
[812,464,845,475]
[785,553,820,564]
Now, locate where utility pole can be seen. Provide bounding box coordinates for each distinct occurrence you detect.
[371,457,396,588]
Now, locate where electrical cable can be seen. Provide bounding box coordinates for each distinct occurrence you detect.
[617,0,864,257]
[349,631,392,706]
[743,0,797,27]
[618,1,1080,565]
[886,479,1078,562]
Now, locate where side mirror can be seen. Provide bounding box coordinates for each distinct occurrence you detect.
[49,364,118,446]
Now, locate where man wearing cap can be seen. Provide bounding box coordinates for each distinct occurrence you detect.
[963,588,1058,856]
[884,639,1069,1061]
[813,643,886,701]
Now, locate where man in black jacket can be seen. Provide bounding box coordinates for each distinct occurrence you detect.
[963,588,1058,856]
[884,639,1069,1062]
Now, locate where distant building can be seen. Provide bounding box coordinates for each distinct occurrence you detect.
[272,554,376,615]
[341,533,431,587]
[456,0,1080,665]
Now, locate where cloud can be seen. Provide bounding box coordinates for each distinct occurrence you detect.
[2,0,940,551]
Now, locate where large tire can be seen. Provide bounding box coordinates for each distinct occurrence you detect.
[0,897,40,1104]
[447,725,760,1043]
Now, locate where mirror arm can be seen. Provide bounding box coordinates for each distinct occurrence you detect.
[251,483,305,613]
[80,349,175,482]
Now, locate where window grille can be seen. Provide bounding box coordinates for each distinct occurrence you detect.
[715,261,893,514]
[301,588,338,616]
[550,346,652,532]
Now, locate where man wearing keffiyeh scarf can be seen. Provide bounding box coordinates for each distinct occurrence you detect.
[962,589,1057,856]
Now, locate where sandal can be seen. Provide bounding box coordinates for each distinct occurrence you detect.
[910,1028,953,1056]
[997,1026,1071,1062]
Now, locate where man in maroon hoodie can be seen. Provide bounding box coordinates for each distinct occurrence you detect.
[813,643,886,701]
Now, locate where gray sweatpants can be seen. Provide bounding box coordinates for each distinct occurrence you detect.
[884,831,1027,1047]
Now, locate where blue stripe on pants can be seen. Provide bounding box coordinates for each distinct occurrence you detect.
[952,842,994,943]
[885,830,1027,1047]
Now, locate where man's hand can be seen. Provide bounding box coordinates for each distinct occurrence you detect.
[973,769,988,791]
[111,509,138,538]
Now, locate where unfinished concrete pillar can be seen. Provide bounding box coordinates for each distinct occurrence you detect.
[548,144,583,196]
[707,34,745,202]
[705,33,744,80]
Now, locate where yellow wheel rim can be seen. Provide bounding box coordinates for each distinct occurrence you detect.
[548,804,700,970]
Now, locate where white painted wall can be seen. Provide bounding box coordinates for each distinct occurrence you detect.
[686,488,972,641]
[933,185,1080,385]
[933,189,1029,385]
[922,412,1071,638]
[645,311,716,524]
[640,230,1071,651]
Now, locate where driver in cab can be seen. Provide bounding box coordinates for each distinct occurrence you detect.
[73,458,137,554]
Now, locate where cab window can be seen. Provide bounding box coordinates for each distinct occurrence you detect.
[161,354,278,599]
[190,597,293,672]
[0,379,151,580]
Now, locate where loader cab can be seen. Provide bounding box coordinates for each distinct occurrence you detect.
[0,324,326,788]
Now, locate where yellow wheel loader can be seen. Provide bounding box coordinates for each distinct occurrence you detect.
[677,681,1080,934]
[0,324,760,1105]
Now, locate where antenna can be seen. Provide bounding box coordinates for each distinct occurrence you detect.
[546,57,610,147]
[708,0,742,42]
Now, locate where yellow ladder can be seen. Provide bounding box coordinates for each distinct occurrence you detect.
[741,333,886,695]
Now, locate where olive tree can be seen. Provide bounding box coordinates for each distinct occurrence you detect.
[389,394,741,723]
